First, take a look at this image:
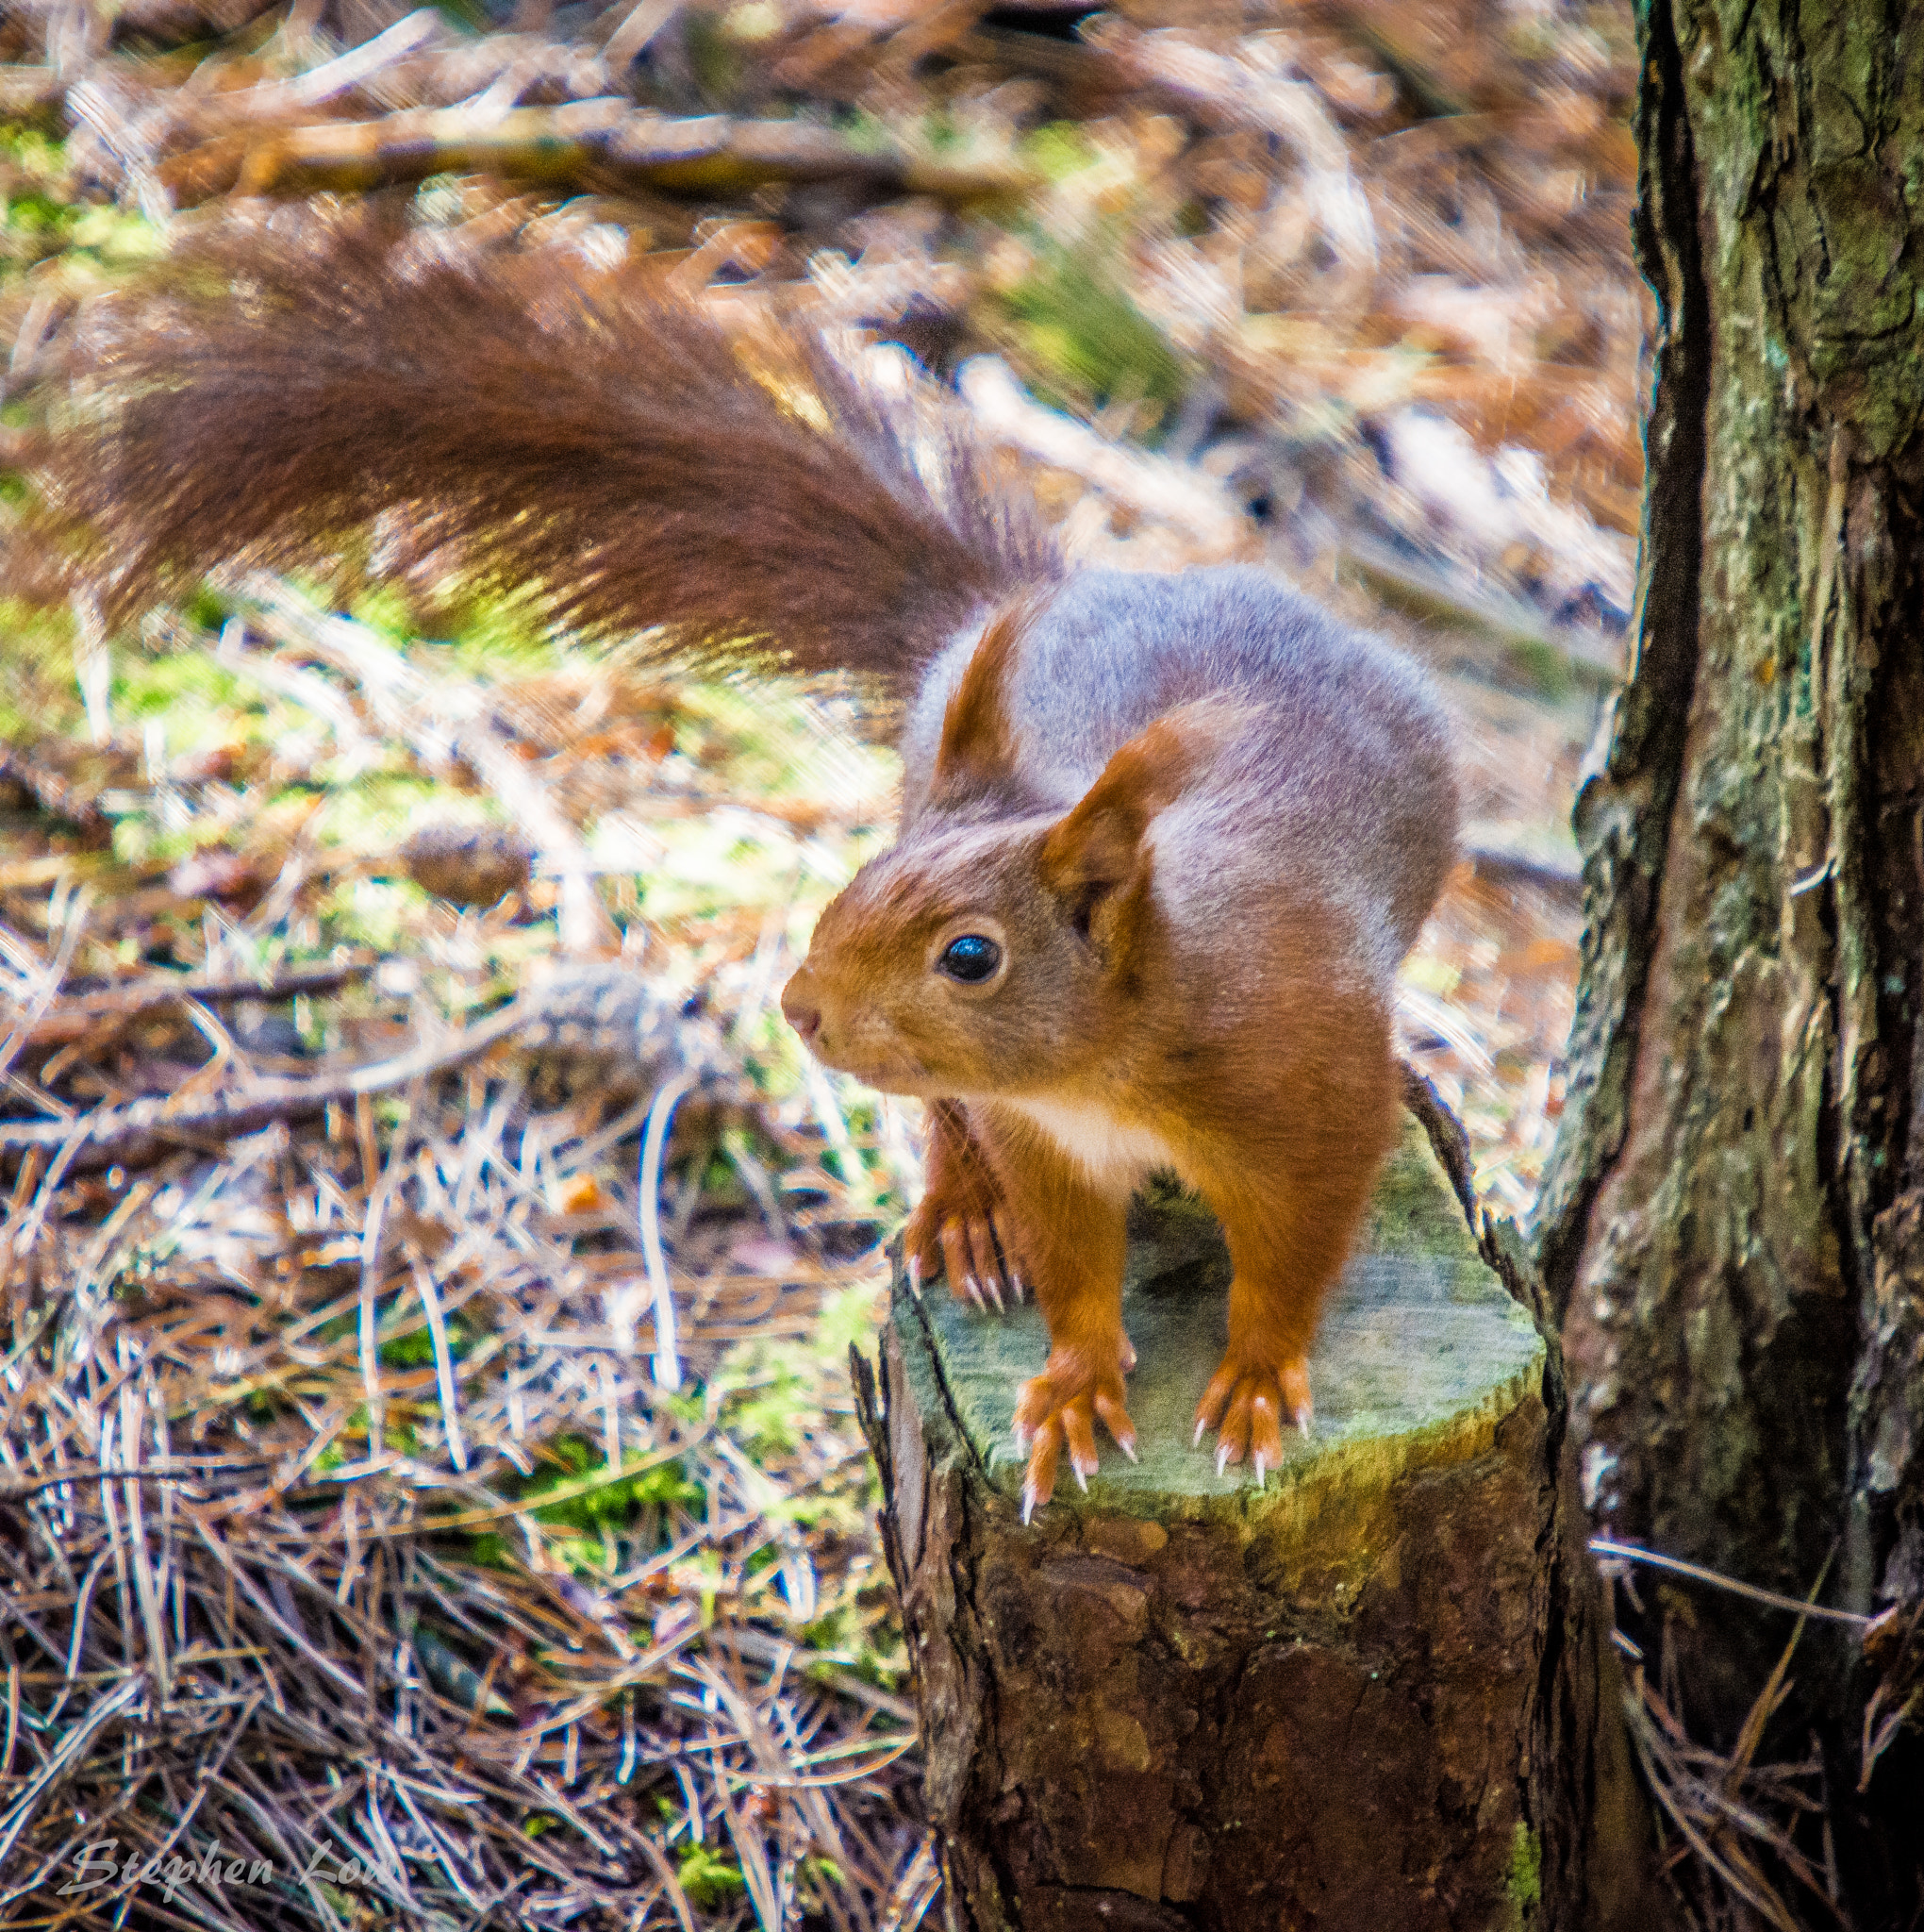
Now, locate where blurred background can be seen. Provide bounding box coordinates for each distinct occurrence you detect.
[0,0,1645,1922]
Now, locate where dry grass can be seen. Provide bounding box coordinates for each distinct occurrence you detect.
[0,921,937,1930]
[0,581,933,1929]
[1600,1544,1875,1932]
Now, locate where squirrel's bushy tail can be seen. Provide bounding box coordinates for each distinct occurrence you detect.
[22,212,1053,674]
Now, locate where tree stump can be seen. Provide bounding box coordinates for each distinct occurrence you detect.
[854,1129,1572,1932]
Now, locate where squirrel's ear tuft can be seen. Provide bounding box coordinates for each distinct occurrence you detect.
[929,592,1048,802]
[1039,700,1247,943]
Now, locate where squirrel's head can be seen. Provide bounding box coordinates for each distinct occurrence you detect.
[780,817,1105,1095]
[780,598,1245,1096]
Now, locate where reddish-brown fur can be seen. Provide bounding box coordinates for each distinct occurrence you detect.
[784,594,1443,1511]
[16,211,1052,658]
[21,223,1455,1518]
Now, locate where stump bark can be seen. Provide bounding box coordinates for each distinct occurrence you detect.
[854,1130,1647,1931]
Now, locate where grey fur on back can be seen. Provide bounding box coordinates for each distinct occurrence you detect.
[903,566,1458,983]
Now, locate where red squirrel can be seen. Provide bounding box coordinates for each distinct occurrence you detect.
[22,213,1458,1518]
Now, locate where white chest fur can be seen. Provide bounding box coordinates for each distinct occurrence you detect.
[1002,1095,1179,1194]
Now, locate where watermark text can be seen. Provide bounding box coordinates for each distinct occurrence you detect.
[60,1839,382,1906]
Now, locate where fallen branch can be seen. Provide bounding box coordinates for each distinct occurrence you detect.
[158,99,1037,209]
[12,957,373,1049]
[0,997,534,1161]
[208,7,446,122]
[0,1458,272,1503]
[1460,823,1584,897]
[0,962,698,1163]
[956,356,1252,556]
[1337,533,1624,685]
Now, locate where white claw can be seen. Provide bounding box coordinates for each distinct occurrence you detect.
[964,1276,984,1308]
[1010,1271,1026,1303]
[1297,1407,1313,1438]
[906,1255,923,1297]
[1118,1436,1138,1464]
[1193,1417,1208,1449]
[1012,1422,1033,1454]
[1021,1483,1038,1526]
[985,1275,1004,1312]
[1215,1441,1233,1479]
[1072,1461,1090,1493]
[1252,1452,1268,1488]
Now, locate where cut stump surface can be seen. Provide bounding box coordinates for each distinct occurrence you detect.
[858,1128,1558,1932]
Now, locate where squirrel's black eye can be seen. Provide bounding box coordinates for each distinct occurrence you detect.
[937,934,1003,984]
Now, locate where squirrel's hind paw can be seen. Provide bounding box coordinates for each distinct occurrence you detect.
[1194,1356,1312,1487]
[1012,1355,1136,1521]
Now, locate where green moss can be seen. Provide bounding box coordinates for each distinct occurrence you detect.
[378,1311,479,1368]
[347,582,421,643]
[1363,1121,1484,1263]
[64,202,163,266]
[180,586,235,632]
[0,597,82,741]
[1505,1821,1542,1924]
[683,8,748,105]
[677,1843,746,1908]
[508,1434,702,1529]
[799,1855,846,1892]
[999,244,1185,428]
[1020,122,1101,182]
[114,648,255,723]
[334,1406,420,1457]
[0,126,161,284]
[719,1360,813,1460]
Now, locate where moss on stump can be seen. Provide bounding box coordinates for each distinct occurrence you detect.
[855,1127,1559,1932]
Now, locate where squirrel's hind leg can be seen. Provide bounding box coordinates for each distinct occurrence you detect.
[903,1099,1033,1312]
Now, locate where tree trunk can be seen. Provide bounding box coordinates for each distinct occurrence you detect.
[1534,0,1924,1919]
[856,1130,1666,1929]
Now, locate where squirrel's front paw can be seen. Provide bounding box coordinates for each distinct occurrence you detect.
[1012,1345,1137,1523]
[903,1191,1029,1314]
[1194,1353,1311,1485]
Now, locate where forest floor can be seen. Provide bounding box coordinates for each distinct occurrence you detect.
[0,0,1642,1923]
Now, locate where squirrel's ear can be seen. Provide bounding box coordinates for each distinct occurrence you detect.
[929,593,1047,802]
[1039,700,1246,945]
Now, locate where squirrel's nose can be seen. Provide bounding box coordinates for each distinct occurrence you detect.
[780,975,821,1045]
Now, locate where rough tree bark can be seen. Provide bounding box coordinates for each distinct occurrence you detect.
[1534,0,1924,1920]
